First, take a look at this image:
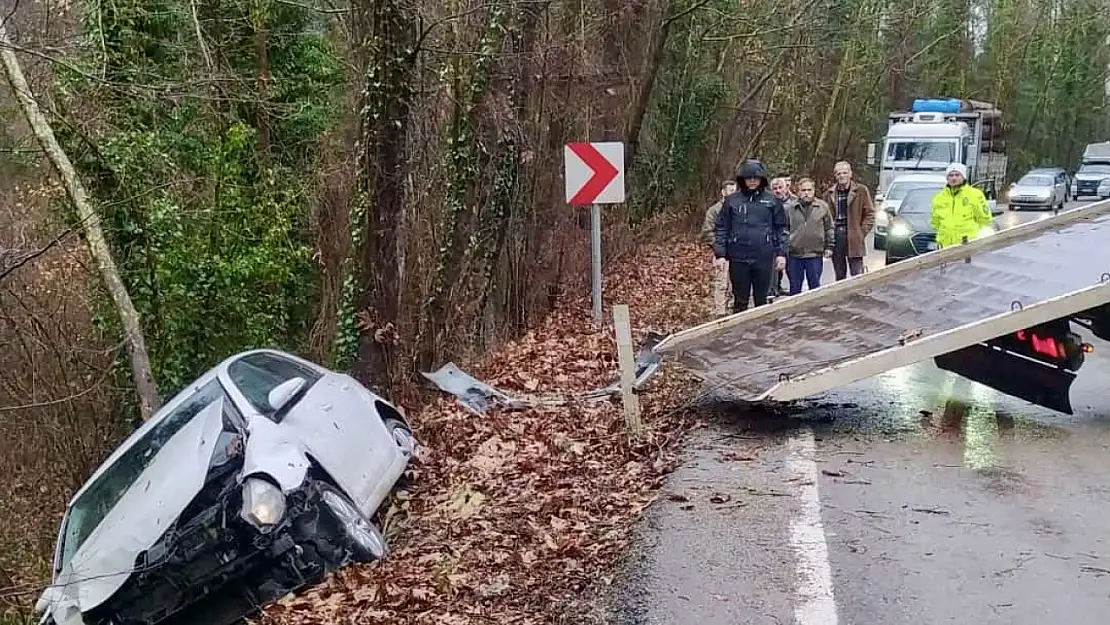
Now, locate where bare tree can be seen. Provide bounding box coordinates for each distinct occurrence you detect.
[0,22,162,420]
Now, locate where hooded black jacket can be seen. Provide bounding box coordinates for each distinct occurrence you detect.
[714,160,788,261]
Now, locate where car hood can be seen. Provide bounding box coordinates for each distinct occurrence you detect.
[39,399,226,623]
[1010,184,1051,196]
[1075,173,1110,181]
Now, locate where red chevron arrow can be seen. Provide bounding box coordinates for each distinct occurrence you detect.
[568,142,620,205]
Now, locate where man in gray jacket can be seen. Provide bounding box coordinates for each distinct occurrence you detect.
[786,177,834,294]
[769,176,796,298]
[702,179,738,316]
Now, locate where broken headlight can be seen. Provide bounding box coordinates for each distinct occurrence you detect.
[239,477,286,531]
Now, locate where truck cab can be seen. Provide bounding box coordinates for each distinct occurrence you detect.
[875,112,968,195]
[1073,141,1110,200]
[868,98,1007,205]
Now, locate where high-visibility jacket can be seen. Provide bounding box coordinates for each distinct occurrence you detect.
[930,184,993,248]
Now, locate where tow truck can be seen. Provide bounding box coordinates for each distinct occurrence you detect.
[653,199,1110,415]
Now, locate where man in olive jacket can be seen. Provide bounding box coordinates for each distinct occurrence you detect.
[786,178,834,294]
[701,179,738,316]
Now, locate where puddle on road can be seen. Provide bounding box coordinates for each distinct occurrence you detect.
[704,361,1107,474]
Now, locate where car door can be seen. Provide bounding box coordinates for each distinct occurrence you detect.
[225,351,395,511]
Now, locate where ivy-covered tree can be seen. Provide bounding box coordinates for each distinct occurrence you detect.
[57,0,344,392]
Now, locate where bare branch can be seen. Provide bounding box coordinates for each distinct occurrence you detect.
[0,228,74,286]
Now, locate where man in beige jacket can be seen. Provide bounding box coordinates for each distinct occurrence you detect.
[702,179,738,316]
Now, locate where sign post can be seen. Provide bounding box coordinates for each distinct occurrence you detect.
[564,141,625,327]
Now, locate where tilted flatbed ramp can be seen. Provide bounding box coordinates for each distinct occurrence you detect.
[654,199,1110,404]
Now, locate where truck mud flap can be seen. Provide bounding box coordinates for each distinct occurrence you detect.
[934,343,1077,414]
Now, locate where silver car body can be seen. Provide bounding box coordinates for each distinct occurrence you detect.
[1008,171,1066,209]
[36,349,411,625]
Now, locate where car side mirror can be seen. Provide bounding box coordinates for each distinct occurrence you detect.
[268,377,307,414]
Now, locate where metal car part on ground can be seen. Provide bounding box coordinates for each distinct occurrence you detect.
[36,349,416,625]
[422,332,666,415]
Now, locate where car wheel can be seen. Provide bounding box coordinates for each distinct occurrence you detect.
[318,483,388,562]
[384,418,417,458]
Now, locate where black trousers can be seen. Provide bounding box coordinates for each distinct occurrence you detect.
[729,258,773,312]
[832,225,864,281]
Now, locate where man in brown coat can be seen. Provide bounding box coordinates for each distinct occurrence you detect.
[823,161,875,280]
[701,179,738,316]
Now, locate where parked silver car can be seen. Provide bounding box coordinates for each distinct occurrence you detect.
[35,349,417,625]
[1006,170,1067,210]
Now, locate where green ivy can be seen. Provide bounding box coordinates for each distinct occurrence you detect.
[61,0,343,394]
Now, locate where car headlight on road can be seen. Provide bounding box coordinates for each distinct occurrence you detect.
[240,476,286,530]
[1099,179,1110,196]
[978,226,996,238]
[875,209,888,227]
[888,221,912,238]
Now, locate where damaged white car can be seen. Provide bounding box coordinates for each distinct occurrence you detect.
[35,349,417,625]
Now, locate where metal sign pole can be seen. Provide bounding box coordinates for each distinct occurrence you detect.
[590,203,603,327]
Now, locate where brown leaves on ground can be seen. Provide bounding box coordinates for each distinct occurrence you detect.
[261,239,714,625]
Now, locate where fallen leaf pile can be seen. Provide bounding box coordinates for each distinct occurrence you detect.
[261,239,715,624]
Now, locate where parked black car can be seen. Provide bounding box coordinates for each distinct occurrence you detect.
[884,187,999,264]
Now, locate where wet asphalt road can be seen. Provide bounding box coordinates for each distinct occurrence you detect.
[612,201,1110,625]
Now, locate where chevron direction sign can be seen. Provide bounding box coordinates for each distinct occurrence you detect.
[564,141,625,205]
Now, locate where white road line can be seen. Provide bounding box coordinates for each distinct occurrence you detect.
[786,428,839,625]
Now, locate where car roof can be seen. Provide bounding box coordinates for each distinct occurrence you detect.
[1018,172,1056,181]
[66,348,327,507]
[1028,167,1064,173]
[897,187,938,210]
[890,173,947,182]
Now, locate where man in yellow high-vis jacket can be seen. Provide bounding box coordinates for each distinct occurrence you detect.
[930,163,994,248]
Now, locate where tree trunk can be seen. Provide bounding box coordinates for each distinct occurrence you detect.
[0,23,162,420]
[349,0,416,394]
[625,11,672,168]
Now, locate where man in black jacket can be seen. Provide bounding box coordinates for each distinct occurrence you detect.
[713,159,788,313]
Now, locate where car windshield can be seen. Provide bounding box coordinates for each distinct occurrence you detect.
[1079,164,1110,174]
[1018,175,1053,186]
[886,181,942,201]
[58,379,231,570]
[227,352,322,415]
[886,140,957,163]
[896,190,937,232]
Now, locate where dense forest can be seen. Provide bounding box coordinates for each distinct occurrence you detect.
[1,0,1109,618]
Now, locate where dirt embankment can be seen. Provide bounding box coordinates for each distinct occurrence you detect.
[259,239,717,624]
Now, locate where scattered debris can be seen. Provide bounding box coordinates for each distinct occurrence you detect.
[1080,565,1110,576]
[421,332,665,415]
[909,506,951,515]
[709,493,731,504]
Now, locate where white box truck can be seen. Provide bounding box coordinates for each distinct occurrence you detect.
[868,98,1006,248]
